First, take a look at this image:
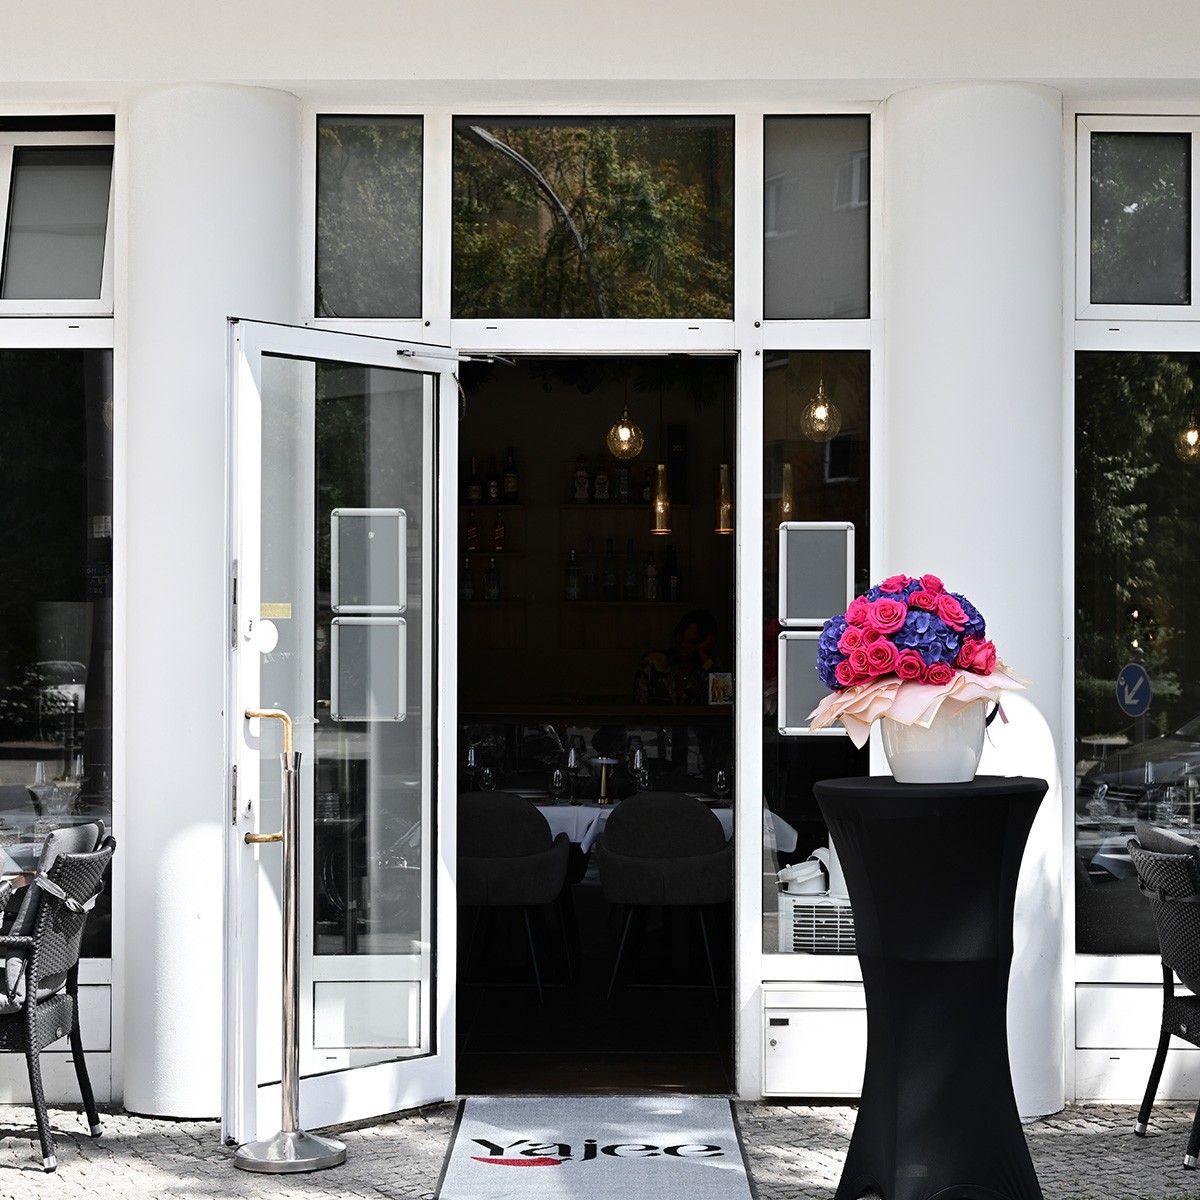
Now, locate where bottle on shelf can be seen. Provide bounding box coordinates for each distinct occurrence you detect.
[614,464,631,504]
[459,557,475,602]
[623,538,638,599]
[664,544,681,602]
[642,549,659,601]
[485,455,501,503]
[464,509,480,551]
[564,548,581,601]
[602,537,618,599]
[502,446,520,504]
[492,510,506,550]
[594,456,611,503]
[483,557,500,601]
[583,535,599,600]
[465,455,482,505]
[573,454,591,503]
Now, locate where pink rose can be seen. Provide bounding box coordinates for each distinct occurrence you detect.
[909,590,939,612]
[848,647,871,677]
[956,636,997,675]
[920,573,944,594]
[895,649,927,680]
[835,659,865,687]
[861,627,883,644]
[865,639,900,676]
[844,596,870,627]
[926,661,955,686]
[936,593,968,631]
[838,626,865,653]
[866,597,908,635]
[879,574,912,593]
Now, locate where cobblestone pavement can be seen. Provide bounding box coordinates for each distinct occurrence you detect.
[0,1099,1197,1199]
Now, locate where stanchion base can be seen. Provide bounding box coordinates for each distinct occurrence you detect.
[234,1128,347,1173]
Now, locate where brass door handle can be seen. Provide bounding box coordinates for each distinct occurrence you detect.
[245,831,283,844]
[244,708,294,846]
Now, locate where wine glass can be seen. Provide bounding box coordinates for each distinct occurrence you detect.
[464,743,479,792]
[713,768,731,803]
[549,767,568,805]
[566,746,582,803]
[478,765,495,790]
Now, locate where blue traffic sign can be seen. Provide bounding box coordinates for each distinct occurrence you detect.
[1116,662,1152,718]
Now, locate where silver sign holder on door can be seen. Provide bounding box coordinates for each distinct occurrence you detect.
[234,707,347,1174]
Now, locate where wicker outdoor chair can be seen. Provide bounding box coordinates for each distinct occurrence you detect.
[1129,820,1200,1167]
[0,823,114,1170]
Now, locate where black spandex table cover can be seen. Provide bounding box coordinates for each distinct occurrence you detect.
[813,775,1048,1200]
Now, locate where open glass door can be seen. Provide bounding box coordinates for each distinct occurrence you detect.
[224,319,457,1144]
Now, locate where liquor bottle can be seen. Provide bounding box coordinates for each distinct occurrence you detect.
[485,456,501,503]
[464,509,480,551]
[459,557,475,602]
[602,538,618,599]
[483,557,500,601]
[594,456,611,503]
[492,510,506,550]
[465,455,482,505]
[642,550,659,601]
[583,535,599,600]
[614,465,630,504]
[573,454,591,503]
[664,544,681,602]
[623,538,638,599]
[502,446,520,504]
[564,548,581,601]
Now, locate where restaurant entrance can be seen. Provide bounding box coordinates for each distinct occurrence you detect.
[454,355,737,1092]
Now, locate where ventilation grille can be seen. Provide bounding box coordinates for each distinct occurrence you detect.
[778,893,856,955]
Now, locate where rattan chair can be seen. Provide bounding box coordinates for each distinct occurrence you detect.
[1129,820,1200,1167]
[594,792,732,1000]
[0,824,114,1170]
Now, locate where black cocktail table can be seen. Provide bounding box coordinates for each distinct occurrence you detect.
[813,775,1047,1200]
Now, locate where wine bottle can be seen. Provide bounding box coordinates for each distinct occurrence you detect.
[464,509,480,552]
[459,557,475,602]
[642,550,659,601]
[483,557,500,601]
[492,510,506,550]
[465,455,482,505]
[564,548,581,601]
[485,455,501,503]
[602,537,618,599]
[502,446,520,504]
[573,454,591,503]
[623,538,638,599]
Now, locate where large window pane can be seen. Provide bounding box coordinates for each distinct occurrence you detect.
[1,147,113,300]
[0,350,113,956]
[764,116,869,320]
[1090,131,1190,306]
[316,116,423,318]
[762,351,870,955]
[452,116,734,319]
[1075,352,1200,954]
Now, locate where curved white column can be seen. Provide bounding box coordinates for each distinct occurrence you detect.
[121,85,301,1116]
[880,82,1065,1117]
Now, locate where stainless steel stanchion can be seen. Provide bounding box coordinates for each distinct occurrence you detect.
[235,708,346,1174]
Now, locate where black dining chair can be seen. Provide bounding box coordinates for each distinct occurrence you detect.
[0,821,114,1170]
[593,792,732,1000]
[1129,819,1200,1166]
[457,792,570,1003]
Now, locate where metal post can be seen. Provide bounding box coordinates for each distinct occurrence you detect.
[235,709,346,1174]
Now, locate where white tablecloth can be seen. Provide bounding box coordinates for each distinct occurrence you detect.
[535,801,735,852]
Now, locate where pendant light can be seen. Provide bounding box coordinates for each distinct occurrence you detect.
[606,388,644,460]
[778,462,795,525]
[651,376,671,535]
[714,378,733,534]
[1176,410,1200,464]
[800,356,842,443]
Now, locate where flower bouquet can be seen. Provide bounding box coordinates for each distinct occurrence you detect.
[807,572,1028,754]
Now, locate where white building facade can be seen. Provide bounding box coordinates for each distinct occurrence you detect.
[0,0,1196,1134]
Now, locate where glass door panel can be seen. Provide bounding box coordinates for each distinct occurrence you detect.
[227,321,454,1143]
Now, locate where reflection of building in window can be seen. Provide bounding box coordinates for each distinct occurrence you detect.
[833,150,870,211]
[764,172,794,239]
[823,432,857,484]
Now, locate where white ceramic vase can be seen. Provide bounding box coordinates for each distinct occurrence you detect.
[880,700,987,784]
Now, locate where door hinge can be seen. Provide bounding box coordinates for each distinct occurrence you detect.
[231,764,237,825]
[230,559,238,649]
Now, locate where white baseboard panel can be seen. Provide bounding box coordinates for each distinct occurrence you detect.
[1075,1046,1200,1103]
[0,1052,112,1105]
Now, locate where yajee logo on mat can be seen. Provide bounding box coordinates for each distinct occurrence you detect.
[470,1136,725,1166]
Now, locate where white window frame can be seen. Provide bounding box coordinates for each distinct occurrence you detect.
[301,100,881,1099]
[1075,114,1200,322]
[0,130,116,318]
